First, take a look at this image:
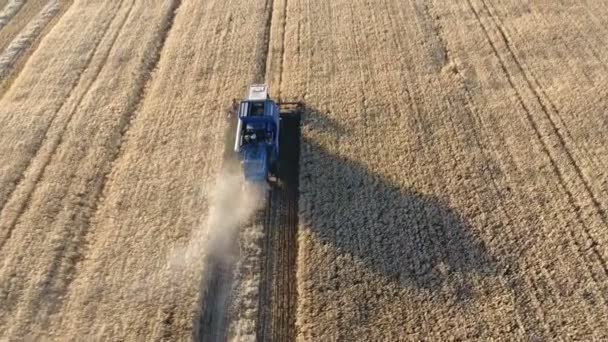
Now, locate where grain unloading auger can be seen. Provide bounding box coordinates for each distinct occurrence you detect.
[233,84,300,183]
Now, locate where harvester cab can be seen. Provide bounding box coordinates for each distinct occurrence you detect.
[234,85,280,182]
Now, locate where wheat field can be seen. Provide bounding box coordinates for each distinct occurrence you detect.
[0,0,607,340]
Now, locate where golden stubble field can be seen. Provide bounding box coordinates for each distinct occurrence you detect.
[0,0,607,340]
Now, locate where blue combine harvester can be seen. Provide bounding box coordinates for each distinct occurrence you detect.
[234,85,281,182]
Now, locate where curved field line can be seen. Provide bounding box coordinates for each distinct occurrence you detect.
[198,1,275,339]
[255,106,300,341]
[422,1,553,335]
[256,0,274,83]
[1,0,185,334]
[84,0,185,252]
[523,0,608,172]
[466,0,608,280]
[464,0,568,334]
[0,0,25,31]
[481,0,608,201]
[0,0,126,250]
[0,0,74,103]
[1,0,187,336]
[0,0,58,80]
[476,0,608,271]
[467,0,608,314]
[0,0,182,254]
[50,0,186,316]
[478,0,608,223]
[11,0,138,314]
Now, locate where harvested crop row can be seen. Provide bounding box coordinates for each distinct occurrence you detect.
[0,0,122,213]
[0,0,61,80]
[255,112,300,342]
[0,0,73,95]
[40,0,271,340]
[0,0,25,31]
[0,0,189,339]
[0,0,43,51]
[275,0,608,340]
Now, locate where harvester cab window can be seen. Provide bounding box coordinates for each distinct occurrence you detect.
[243,127,268,145]
[250,102,265,117]
[243,128,255,144]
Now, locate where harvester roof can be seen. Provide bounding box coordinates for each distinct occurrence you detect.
[247,84,269,101]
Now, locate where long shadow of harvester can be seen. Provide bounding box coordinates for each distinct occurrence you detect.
[299,107,496,298]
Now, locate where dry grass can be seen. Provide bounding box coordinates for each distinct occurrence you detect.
[0,0,269,339]
[0,0,25,31]
[274,0,608,340]
[0,0,60,80]
[0,0,72,98]
[0,0,607,340]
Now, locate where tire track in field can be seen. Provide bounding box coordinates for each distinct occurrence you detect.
[442,2,606,336]
[478,0,608,276]
[2,0,184,334]
[0,0,74,102]
[444,51,608,334]
[447,33,608,329]
[464,4,608,321]
[443,94,536,337]
[0,0,45,55]
[0,0,24,31]
[15,0,139,317]
[582,1,608,39]
[390,0,439,146]
[0,0,59,80]
[264,0,288,99]
[431,19,536,329]
[478,0,608,224]
[482,0,608,303]
[466,0,608,277]
[91,0,184,180]
[502,0,606,171]
[71,0,182,336]
[345,0,373,116]
[478,0,608,311]
[73,0,184,281]
[255,0,274,83]
[0,0,127,250]
[256,111,300,342]
[481,0,608,197]
[255,1,299,340]
[199,253,237,342]
[276,0,287,99]
[198,0,276,340]
[415,2,553,335]
[0,0,133,330]
[524,0,608,172]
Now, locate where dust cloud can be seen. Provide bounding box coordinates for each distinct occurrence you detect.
[168,171,267,273]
